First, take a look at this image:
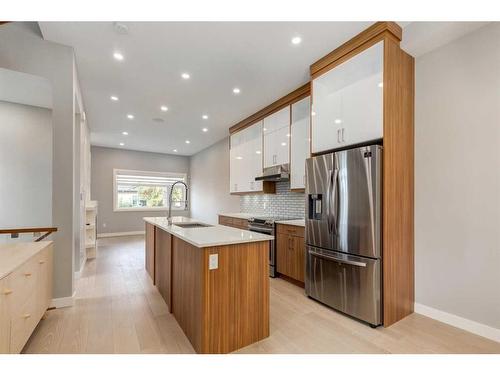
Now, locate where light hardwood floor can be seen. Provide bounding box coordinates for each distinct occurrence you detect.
[23,235,500,354]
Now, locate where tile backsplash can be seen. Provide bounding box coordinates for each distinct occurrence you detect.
[240,181,305,218]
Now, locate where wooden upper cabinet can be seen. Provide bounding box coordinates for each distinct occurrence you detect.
[290,96,310,190]
[230,121,263,193]
[311,40,384,154]
[263,106,290,168]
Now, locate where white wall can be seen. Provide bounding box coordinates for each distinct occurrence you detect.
[1,22,77,299]
[0,101,52,228]
[91,146,190,234]
[415,23,500,331]
[189,137,239,224]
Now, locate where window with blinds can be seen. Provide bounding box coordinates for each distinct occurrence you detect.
[113,169,187,211]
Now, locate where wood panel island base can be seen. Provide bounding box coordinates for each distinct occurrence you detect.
[144,217,272,354]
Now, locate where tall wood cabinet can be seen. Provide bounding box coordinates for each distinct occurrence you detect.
[310,21,414,327]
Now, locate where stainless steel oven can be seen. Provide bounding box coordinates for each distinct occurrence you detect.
[248,218,276,277]
[248,216,299,278]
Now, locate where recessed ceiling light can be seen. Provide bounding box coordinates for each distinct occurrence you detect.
[334,119,342,124]
[119,142,125,146]
[311,111,316,116]
[281,142,287,146]
[378,82,384,88]
[161,106,168,112]
[113,52,124,61]
[185,140,190,144]
[202,114,208,120]
[286,133,291,137]
[181,73,190,79]
[122,131,128,136]
[173,149,178,153]
[202,128,208,132]
[233,87,241,94]
[256,150,261,154]
[236,156,243,160]
[110,95,119,101]
[127,114,134,119]
[291,36,302,45]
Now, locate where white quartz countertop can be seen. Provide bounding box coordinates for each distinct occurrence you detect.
[218,212,259,220]
[144,216,273,248]
[0,241,53,279]
[275,219,305,227]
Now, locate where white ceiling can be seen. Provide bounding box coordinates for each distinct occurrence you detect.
[0,68,52,109]
[38,21,489,156]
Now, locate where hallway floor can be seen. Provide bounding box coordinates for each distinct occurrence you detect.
[23,235,500,354]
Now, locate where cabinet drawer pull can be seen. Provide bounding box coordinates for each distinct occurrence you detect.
[22,313,31,319]
[39,260,46,264]
[24,272,32,277]
[3,289,13,295]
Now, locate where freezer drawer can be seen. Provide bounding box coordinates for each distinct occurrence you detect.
[305,246,382,326]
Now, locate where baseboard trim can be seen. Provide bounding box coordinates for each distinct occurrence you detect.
[75,255,86,279]
[50,291,76,309]
[414,302,500,343]
[97,230,145,238]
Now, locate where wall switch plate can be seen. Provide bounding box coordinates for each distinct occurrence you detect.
[209,254,218,270]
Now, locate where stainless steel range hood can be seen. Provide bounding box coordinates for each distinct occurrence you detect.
[255,164,290,182]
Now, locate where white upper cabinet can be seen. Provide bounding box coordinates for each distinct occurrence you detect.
[229,130,243,193]
[290,96,310,190]
[244,121,263,192]
[311,41,384,154]
[229,121,263,193]
[263,106,290,168]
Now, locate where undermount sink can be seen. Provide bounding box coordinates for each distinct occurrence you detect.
[173,222,213,229]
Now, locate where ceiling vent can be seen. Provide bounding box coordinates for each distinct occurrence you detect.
[113,22,129,35]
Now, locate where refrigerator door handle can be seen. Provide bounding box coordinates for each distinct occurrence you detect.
[331,168,338,235]
[308,249,367,268]
[326,169,333,233]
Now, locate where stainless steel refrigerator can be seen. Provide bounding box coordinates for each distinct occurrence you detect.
[305,144,382,327]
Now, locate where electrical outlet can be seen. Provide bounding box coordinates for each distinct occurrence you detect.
[209,254,218,270]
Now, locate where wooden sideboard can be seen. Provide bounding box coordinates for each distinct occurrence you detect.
[0,241,53,353]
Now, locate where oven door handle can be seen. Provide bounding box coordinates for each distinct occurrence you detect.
[248,227,273,235]
[308,249,367,267]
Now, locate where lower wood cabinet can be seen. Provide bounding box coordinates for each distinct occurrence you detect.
[276,224,305,283]
[0,242,53,353]
[154,229,172,311]
[145,222,156,282]
[0,277,10,353]
[218,215,249,230]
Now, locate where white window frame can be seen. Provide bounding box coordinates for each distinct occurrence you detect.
[113,168,188,212]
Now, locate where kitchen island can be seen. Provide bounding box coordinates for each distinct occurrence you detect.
[143,216,273,354]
